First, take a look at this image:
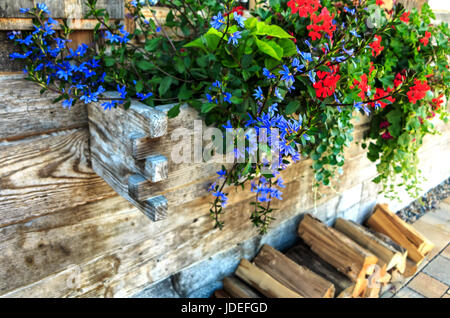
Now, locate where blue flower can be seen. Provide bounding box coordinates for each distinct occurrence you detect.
[137,92,153,101]
[130,0,138,7]
[268,103,278,115]
[217,169,227,179]
[274,87,283,100]
[117,84,127,99]
[308,70,316,84]
[304,39,312,48]
[62,98,74,109]
[342,46,354,56]
[291,58,304,72]
[253,86,264,100]
[350,29,361,38]
[8,31,21,40]
[276,178,285,188]
[206,93,218,104]
[10,51,32,60]
[212,80,222,88]
[223,120,233,129]
[344,6,356,15]
[223,92,232,104]
[263,68,276,80]
[36,3,50,15]
[211,12,225,30]
[212,190,228,207]
[17,35,33,46]
[101,100,119,111]
[105,31,121,43]
[56,68,73,81]
[279,65,294,83]
[233,12,246,28]
[299,51,313,62]
[156,26,162,32]
[20,8,30,14]
[228,31,242,46]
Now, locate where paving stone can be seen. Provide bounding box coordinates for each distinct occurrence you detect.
[440,244,450,260]
[412,209,450,259]
[393,287,425,298]
[407,272,448,298]
[423,256,450,285]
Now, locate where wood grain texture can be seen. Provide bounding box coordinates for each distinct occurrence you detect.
[0,0,124,18]
[235,259,303,298]
[0,128,116,228]
[0,75,88,140]
[253,244,335,298]
[334,218,407,272]
[223,276,261,298]
[298,214,378,283]
[285,241,354,296]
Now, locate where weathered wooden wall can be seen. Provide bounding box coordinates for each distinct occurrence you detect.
[0,0,449,298]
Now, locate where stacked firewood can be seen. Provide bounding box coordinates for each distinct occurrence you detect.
[214,204,434,298]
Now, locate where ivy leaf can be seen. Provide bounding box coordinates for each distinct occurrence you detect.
[201,102,217,113]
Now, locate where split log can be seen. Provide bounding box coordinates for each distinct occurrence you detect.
[337,285,356,298]
[222,276,261,298]
[403,259,419,277]
[235,259,303,298]
[298,214,379,284]
[334,218,407,273]
[286,241,354,296]
[253,244,335,298]
[366,204,434,264]
[214,289,231,298]
[373,231,408,273]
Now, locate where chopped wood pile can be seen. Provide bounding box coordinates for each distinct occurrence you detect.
[213,204,435,298]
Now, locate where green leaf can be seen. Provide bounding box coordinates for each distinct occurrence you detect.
[285,100,300,114]
[254,22,292,38]
[178,84,192,100]
[278,38,297,57]
[137,60,154,71]
[201,102,217,113]
[104,57,115,67]
[168,104,180,118]
[158,76,173,96]
[255,38,283,60]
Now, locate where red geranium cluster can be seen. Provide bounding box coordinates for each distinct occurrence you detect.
[369,35,384,57]
[407,79,431,104]
[419,31,432,46]
[225,6,244,16]
[287,0,321,18]
[394,71,406,87]
[313,64,340,99]
[350,74,371,100]
[307,7,336,41]
[431,94,444,110]
[400,11,410,23]
[371,87,396,108]
[376,0,385,6]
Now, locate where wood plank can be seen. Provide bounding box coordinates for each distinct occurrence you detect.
[235,259,303,298]
[298,214,379,283]
[0,0,124,18]
[334,218,406,273]
[285,241,354,296]
[222,276,261,298]
[0,128,116,228]
[0,75,88,140]
[253,244,335,298]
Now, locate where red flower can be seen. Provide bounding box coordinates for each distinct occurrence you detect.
[381,131,393,139]
[225,6,244,16]
[400,11,410,23]
[407,79,431,104]
[369,35,384,57]
[289,31,297,43]
[313,64,340,99]
[351,74,371,100]
[307,7,336,41]
[287,0,321,18]
[376,0,385,6]
[431,94,444,110]
[379,121,390,129]
[371,87,395,108]
[394,72,406,88]
[419,31,431,46]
